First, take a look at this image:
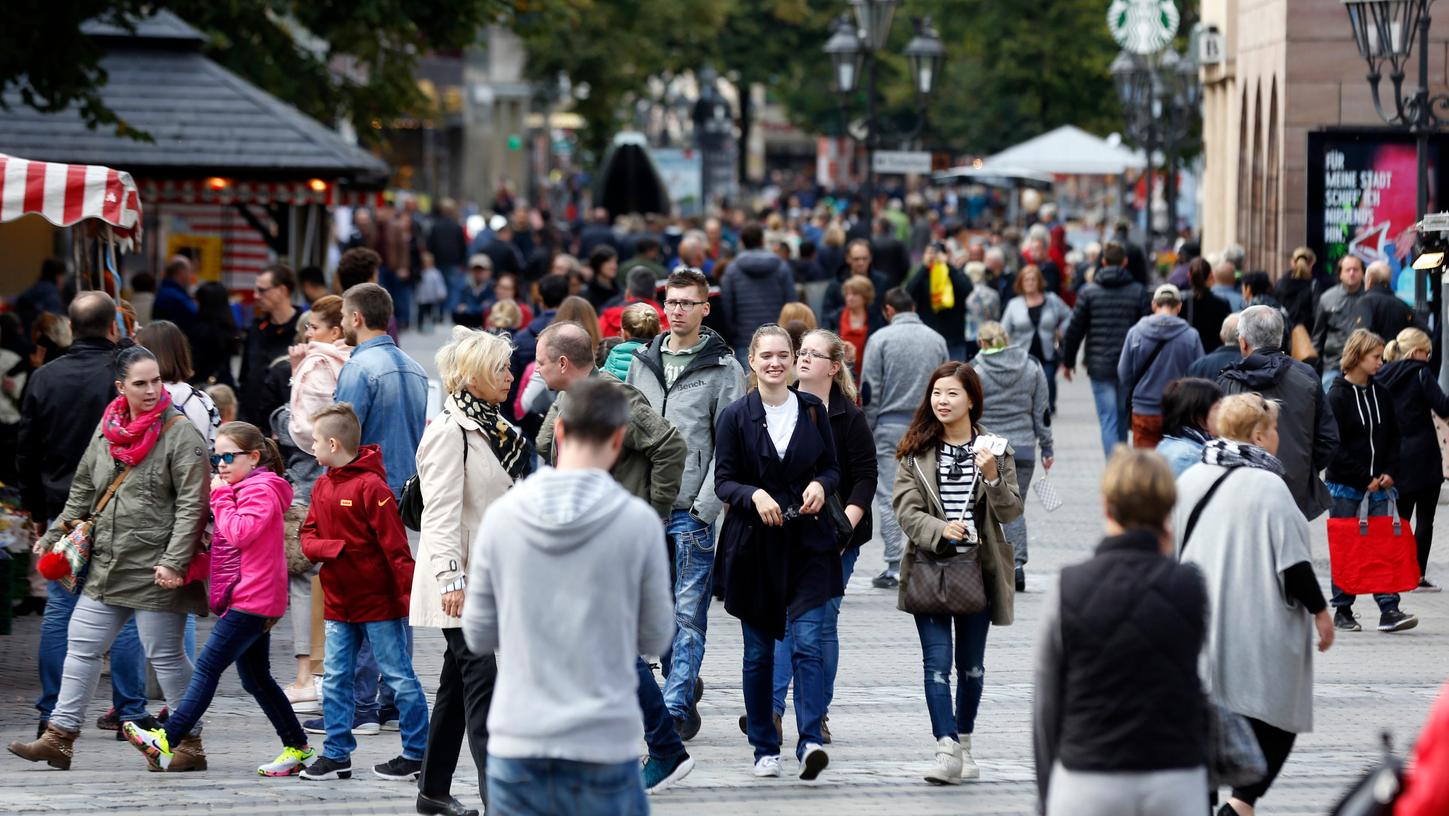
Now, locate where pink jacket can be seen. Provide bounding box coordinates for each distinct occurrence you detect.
[209,469,294,617]
[288,340,351,451]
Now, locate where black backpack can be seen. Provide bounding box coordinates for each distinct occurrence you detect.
[400,421,467,532]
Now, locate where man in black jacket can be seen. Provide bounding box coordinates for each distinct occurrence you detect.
[905,242,972,360]
[1061,243,1150,457]
[1351,260,1419,341]
[239,263,300,425]
[870,217,911,289]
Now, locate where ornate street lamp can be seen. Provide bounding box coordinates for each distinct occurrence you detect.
[904,17,946,98]
[850,0,899,52]
[825,15,864,94]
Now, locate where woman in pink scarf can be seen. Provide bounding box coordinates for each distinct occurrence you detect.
[9,346,210,771]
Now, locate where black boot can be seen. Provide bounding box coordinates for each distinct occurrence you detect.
[416,793,479,816]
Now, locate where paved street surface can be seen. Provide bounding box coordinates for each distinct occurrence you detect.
[2,331,1445,814]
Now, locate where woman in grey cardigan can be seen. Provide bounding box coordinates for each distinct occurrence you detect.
[10,346,209,770]
[1000,265,1071,413]
[971,323,1052,591]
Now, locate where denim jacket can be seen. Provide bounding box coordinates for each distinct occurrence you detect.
[333,335,428,498]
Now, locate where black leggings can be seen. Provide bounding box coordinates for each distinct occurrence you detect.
[1398,486,1440,575]
[1231,717,1297,806]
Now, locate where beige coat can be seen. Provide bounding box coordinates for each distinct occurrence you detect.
[409,395,514,629]
[891,434,1022,625]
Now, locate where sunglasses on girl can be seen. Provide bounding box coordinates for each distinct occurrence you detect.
[210,452,251,467]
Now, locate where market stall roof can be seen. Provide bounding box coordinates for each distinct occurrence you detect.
[932,165,1055,190]
[0,153,142,249]
[982,125,1146,176]
[0,11,388,185]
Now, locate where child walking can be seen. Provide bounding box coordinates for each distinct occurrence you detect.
[122,421,313,776]
[602,302,662,381]
[298,403,429,782]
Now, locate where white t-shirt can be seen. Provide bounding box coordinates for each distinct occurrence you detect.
[762,395,797,459]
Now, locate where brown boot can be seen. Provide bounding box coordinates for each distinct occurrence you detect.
[167,734,207,772]
[7,723,79,770]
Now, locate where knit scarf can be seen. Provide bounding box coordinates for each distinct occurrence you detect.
[1201,438,1284,476]
[455,389,531,480]
[1180,426,1213,447]
[102,389,174,467]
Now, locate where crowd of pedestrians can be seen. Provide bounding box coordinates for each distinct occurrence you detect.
[4,196,1449,815]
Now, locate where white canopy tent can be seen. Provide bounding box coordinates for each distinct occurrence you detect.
[983,125,1146,176]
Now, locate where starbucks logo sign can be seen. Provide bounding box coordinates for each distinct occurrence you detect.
[1108,0,1180,55]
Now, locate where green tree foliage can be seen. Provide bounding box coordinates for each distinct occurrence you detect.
[2,0,505,145]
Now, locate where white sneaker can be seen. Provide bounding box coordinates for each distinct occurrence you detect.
[959,734,980,780]
[798,742,829,780]
[285,681,321,714]
[752,755,782,777]
[923,736,962,785]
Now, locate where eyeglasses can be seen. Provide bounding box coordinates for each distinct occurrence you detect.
[209,452,249,467]
[663,299,707,311]
[255,284,275,295]
[798,350,832,362]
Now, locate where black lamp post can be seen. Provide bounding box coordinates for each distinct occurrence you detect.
[1111,47,1200,252]
[1342,0,1440,310]
[824,3,943,226]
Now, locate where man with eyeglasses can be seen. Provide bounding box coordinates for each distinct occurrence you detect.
[239,263,300,426]
[627,268,747,748]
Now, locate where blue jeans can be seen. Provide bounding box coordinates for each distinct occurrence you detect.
[636,657,684,761]
[1322,368,1341,392]
[773,548,859,716]
[36,580,146,723]
[661,510,715,718]
[743,605,827,761]
[487,756,647,816]
[354,622,414,716]
[1328,490,1402,614]
[441,265,466,315]
[1088,378,1130,458]
[914,609,991,739]
[322,618,428,761]
[381,267,415,330]
[163,610,305,749]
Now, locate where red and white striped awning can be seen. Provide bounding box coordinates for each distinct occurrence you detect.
[0,153,143,249]
[140,178,383,209]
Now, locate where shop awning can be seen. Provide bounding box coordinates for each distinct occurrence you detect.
[0,153,143,249]
[140,178,383,208]
[983,125,1146,176]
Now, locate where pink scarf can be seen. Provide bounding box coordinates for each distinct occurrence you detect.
[102,389,174,466]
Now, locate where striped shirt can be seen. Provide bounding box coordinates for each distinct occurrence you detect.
[937,441,977,538]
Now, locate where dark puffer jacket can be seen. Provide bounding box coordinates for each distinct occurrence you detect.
[1375,359,1449,494]
[1218,350,1340,519]
[1061,265,1149,381]
[720,250,796,349]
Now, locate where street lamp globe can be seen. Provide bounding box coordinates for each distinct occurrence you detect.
[825,16,865,94]
[1110,50,1146,110]
[850,0,899,52]
[904,16,946,98]
[1343,0,1425,66]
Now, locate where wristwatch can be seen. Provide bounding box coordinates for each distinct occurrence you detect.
[440,576,467,595]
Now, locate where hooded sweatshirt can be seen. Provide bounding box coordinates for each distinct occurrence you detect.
[462,466,673,764]
[973,345,1053,460]
[1116,313,1205,415]
[720,249,796,348]
[289,340,351,452]
[209,468,294,617]
[1325,377,1400,491]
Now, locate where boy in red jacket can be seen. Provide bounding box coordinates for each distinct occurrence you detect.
[297,403,429,782]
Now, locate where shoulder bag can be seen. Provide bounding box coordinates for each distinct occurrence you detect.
[1180,466,1269,790]
[1124,338,1169,416]
[806,404,853,545]
[900,455,988,616]
[400,419,469,532]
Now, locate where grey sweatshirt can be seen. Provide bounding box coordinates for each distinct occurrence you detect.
[462,466,674,763]
[973,345,1053,460]
[860,312,950,427]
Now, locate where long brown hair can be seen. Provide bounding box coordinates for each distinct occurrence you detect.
[553,295,601,351]
[896,362,984,460]
[216,421,285,475]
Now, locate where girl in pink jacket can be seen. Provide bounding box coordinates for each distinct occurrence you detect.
[122,422,315,777]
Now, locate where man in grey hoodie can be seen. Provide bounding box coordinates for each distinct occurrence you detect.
[720,223,796,365]
[463,378,675,811]
[1117,284,1204,449]
[859,287,949,588]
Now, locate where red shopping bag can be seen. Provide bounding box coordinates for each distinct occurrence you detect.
[1327,497,1421,595]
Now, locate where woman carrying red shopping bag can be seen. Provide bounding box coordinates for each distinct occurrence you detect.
[1325,330,1419,634]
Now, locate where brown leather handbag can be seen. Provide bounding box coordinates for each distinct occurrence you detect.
[901,543,987,616]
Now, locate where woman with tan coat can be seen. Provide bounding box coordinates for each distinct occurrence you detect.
[412,326,526,816]
[893,361,1022,786]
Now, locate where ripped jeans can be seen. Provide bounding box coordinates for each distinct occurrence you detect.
[914,609,991,740]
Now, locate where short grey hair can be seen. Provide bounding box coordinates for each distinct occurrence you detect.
[984,247,1006,264]
[1219,312,1241,345]
[1238,305,1282,352]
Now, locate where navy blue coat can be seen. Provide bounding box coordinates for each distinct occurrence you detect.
[714,389,841,638]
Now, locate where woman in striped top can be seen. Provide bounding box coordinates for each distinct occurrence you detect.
[891,362,1023,786]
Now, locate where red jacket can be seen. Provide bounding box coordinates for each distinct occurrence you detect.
[301,445,414,622]
[599,296,668,339]
[1398,679,1449,816]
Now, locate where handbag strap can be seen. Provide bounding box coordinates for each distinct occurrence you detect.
[1357,493,1402,536]
[94,414,188,517]
[1180,467,1238,555]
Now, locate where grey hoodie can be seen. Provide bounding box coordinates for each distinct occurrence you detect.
[860,312,950,427]
[973,345,1053,460]
[462,466,674,764]
[1116,313,1204,416]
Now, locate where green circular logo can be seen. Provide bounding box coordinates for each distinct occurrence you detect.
[1108,0,1180,55]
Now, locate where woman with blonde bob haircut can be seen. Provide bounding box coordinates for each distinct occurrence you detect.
[412,325,529,812]
[1376,326,1448,592]
[1174,392,1334,816]
[1035,449,1210,816]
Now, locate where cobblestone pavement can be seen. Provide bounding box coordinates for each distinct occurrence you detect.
[2,335,1445,814]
